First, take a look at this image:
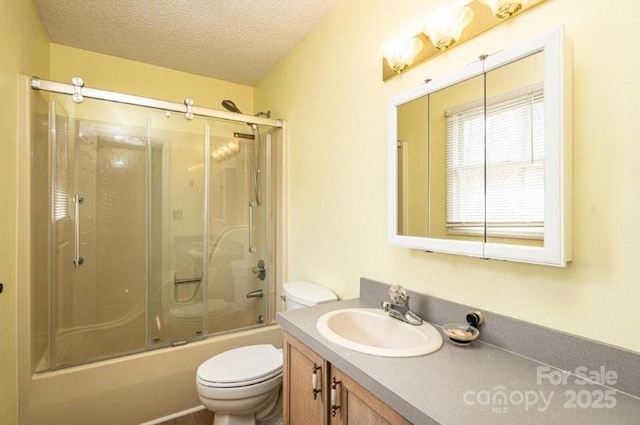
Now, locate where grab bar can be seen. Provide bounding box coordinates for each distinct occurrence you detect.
[72,194,84,268]
[174,276,202,284]
[173,274,202,303]
[248,201,257,253]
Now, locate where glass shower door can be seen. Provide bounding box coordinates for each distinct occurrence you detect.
[49,96,150,368]
[206,119,271,334]
[147,113,271,341]
[147,110,207,344]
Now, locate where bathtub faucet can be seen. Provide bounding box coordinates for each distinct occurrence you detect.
[246,289,264,299]
[381,285,423,326]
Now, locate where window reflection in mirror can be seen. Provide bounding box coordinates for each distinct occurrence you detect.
[431,75,485,242]
[396,53,545,247]
[485,51,544,247]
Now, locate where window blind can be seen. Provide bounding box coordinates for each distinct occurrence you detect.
[445,86,544,238]
[53,114,69,221]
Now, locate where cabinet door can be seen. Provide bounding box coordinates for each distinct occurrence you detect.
[329,367,411,425]
[283,332,327,425]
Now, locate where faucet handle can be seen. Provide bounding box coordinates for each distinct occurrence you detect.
[388,284,407,302]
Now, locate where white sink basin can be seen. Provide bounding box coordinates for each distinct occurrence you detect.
[316,308,443,357]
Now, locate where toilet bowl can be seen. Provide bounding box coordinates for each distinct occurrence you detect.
[197,344,283,425]
[196,281,337,425]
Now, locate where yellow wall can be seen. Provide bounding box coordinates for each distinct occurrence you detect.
[50,43,255,114]
[0,0,49,423]
[397,96,429,236]
[255,0,640,352]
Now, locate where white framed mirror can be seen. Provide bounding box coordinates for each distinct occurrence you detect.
[387,26,572,266]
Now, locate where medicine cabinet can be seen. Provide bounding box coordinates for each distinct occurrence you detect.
[387,26,572,266]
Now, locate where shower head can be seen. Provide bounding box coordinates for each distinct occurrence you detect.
[222,100,272,120]
[221,100,242,114]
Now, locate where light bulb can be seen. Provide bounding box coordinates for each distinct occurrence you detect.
[481,0,527,19]
[424,6,474,50]
[381,36,424,74]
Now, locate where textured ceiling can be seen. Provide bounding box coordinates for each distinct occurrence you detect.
[34,0,340,86]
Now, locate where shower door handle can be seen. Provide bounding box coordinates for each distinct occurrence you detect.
[73,194,84,268]
[248,201,257,253]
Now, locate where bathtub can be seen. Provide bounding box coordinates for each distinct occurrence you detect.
[20,324,281,425]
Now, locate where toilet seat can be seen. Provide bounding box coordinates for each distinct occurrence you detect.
[197,369,282,390]
[197,344,283,388]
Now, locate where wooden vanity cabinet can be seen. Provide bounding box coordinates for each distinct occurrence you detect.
[283,332,411,425]
[283,332,328,425]
[329,367,411,425]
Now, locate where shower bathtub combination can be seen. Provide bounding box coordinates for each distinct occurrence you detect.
[17,76,285,424]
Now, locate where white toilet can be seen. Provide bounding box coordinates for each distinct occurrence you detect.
[196,281,337,425]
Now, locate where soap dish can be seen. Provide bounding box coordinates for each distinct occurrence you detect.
[443,323,479,346]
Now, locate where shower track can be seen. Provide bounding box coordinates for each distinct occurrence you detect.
[30,76,283,128]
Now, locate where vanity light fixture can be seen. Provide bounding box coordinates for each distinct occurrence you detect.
[212,140,240,162]
[381,35,424,74]
[423,5,474,51]
[481,0,527,19]
[381,0,547,80]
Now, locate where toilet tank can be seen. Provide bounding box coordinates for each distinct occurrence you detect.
[283,281,337,310]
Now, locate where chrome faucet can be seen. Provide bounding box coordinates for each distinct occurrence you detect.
[246,289,264,299]
[381,285,423,326]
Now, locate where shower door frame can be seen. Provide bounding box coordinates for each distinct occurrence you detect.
[31,77,281,129]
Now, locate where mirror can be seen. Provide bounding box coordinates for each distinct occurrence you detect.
[388,26,572,266]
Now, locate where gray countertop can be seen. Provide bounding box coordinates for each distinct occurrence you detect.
[277,298,640,425]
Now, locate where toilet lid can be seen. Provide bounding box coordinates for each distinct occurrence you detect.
[283,281,337,307]
[197,344,283,385]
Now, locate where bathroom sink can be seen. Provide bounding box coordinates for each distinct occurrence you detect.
[316,308,443,357]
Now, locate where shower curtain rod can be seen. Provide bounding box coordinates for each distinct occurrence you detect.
[30,76,282,128]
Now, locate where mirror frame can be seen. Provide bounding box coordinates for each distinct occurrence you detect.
[387,26,572,266]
